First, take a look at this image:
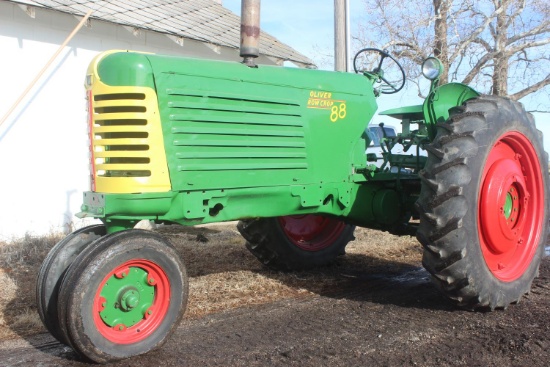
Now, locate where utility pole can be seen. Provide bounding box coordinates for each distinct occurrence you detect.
[334,0,348,72]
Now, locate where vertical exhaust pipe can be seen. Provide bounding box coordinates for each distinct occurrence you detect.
[240,0,261,67]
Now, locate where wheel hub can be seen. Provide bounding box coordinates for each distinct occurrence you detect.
[93,258,171,345]
[278,215,346,251]
[120,289,140,311]
[478,133,544,281]
[98,266,155,328]
[480,157,526,254]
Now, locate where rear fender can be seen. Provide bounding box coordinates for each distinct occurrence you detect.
[423,83,479,140]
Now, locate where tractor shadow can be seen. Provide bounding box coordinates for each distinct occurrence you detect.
[158,223,456,313]
[255,254,455,313]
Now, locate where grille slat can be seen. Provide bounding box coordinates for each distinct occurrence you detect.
[95,119,147,127]
[94,98,146,108]
[94,125,149,133]
[93,112,148,120]
[96,163,152,171]
[93,138,150,146]
[91,93,154,180]
[95,151,150,158]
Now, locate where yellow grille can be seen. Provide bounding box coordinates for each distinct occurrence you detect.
[88,81,171,194]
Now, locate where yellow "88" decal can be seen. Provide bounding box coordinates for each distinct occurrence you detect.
[330,103,347,122]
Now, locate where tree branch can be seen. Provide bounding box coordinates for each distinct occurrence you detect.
[507,37,550,55]
[507,22,550,46]
[448,3,505,64]
[510,74,550,100]
[461,52,494,85]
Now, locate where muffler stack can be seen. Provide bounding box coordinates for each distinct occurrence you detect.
[240,0,261,67]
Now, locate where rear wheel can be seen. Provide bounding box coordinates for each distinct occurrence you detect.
[56,230,188,363]
[416,96,548,310]
[36,224,106,343]
[238,215,355,270]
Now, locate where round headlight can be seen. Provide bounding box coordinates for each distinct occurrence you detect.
[422,57,443,80]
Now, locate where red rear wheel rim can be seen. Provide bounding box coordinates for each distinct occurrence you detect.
[478,131,544,282]
[92,259,170,344]
[278,215,346,252]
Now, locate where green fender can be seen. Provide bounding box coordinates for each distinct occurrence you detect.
[423,83,480,140]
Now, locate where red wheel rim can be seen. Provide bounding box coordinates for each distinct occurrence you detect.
[92,259,170,344]
[278,215,346,252]
[478,131,545,282]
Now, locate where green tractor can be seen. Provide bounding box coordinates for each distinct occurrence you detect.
[36,44,548,362]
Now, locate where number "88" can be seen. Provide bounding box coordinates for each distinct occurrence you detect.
[330,103,347,122]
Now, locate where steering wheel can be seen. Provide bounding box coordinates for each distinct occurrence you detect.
[353,48,406,94]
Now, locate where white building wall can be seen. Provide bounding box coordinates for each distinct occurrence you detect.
[0,3,276,240]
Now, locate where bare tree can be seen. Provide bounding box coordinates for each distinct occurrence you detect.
[355,0,550,105]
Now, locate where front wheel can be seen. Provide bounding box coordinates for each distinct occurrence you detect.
[238,215,355,271]
[56,230,188,363]
[416,95,548,310]
[36,224,106,343]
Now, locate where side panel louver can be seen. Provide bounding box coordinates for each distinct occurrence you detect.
[168,88,307,172]
[156,75,310,190]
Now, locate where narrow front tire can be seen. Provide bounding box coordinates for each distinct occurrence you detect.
[36,224,106,343]
[57,230,188,363]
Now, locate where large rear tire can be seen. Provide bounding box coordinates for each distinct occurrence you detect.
[238,215,355,271]
[416,95,549,310]
[56,230,188,363]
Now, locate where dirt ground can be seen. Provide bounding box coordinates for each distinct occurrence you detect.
[0,224,549,366]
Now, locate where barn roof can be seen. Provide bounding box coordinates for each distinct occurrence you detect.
[8,0,316,68]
